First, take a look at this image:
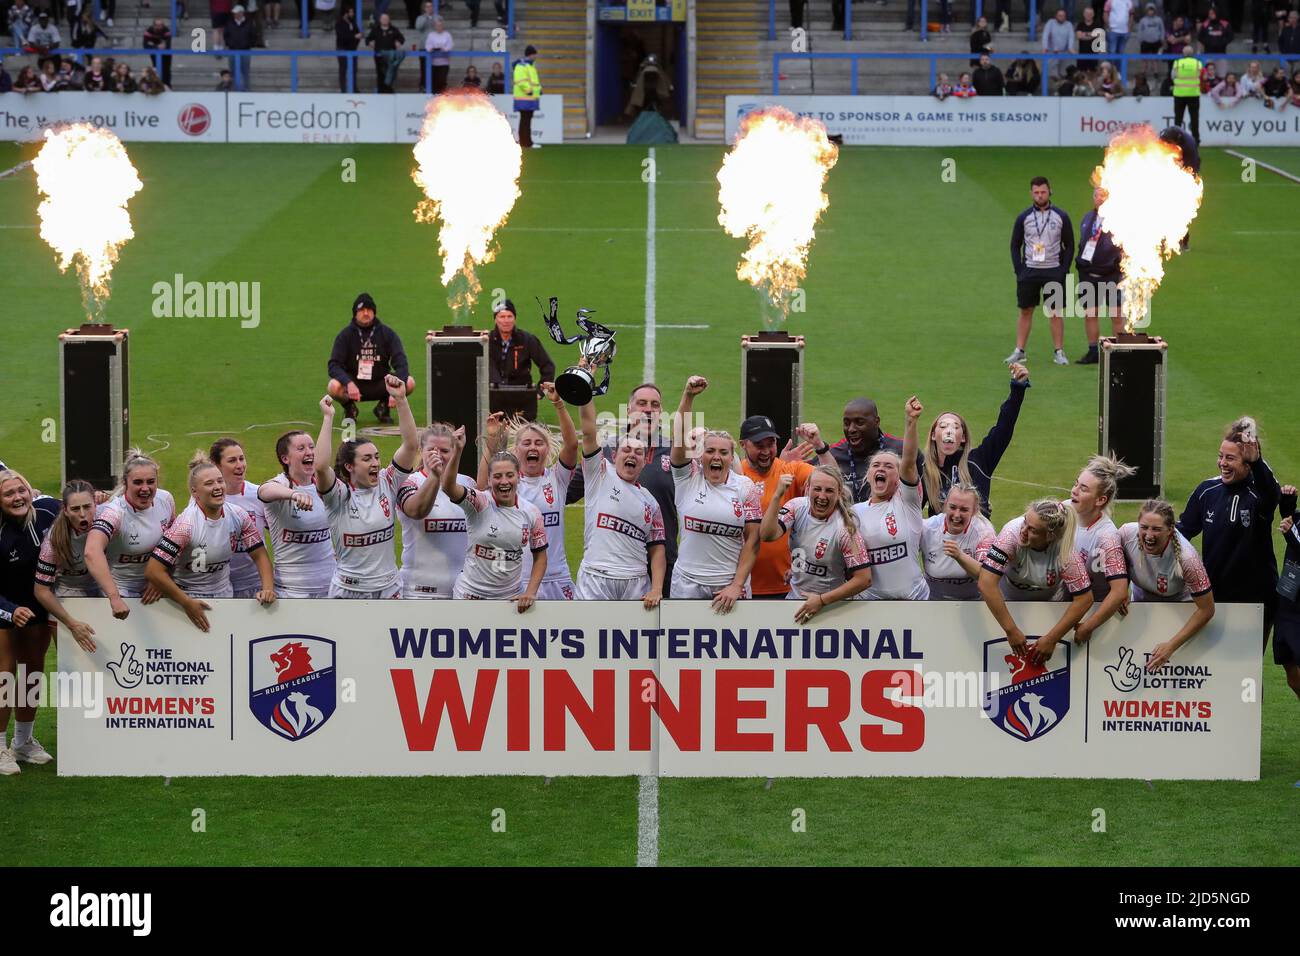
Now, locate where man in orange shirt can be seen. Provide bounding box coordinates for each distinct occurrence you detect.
[739,414,836,599]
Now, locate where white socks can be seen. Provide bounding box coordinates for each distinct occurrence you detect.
[12,721,34,748]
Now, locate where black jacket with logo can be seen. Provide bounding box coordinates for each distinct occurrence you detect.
[488,327,555,389]
[1177,456,1281,605]
[328,317,410,387]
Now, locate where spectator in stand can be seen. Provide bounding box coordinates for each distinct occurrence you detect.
[513,44,542,148]
[1057,63,1080,93]
[215,67,233,90]
[226,5,254,91]
[266,0,280,30]
[1250,0,1275,53]
[367,12,406,94]
[25,11,60,54]
[1106,0,1136,55]
[464,0,483,28]
[412,1,434,88]
[1262,64,1288,105]
[0,61,10,93]
[1199,7,1233,53]
[1211,69,1245,103]
[211,0,233,50]
[335,4,361,92]
[932,71,954,99]
[971,16,994,65]
[494,0,507,26]
[1200,59,1218,91]
[1280,10,1300,61]
[71,8,106,47]
[8,1,33,48]
[1287,68,1300,108]
[1239,59,1267,97]
[143,18,173,88]
[137,64,165,94]
[424,16,452,94]
[790,0,806,30]
[954,71,978,96]
[1043,8,1076,79]
[486,59,505,93]
[1133,69,1153,93]
[1136,3,1166,74]
[1076,6,1103,73]
[82,55,107,90]
[107,61,135,92]
[1006,54,1042,93]
[1097,59,1126,97]
[462,63,481,88]
[13,65,40,91]
[973,52,1006,94]
[1167,14,1192,56]
[38,58,62,91]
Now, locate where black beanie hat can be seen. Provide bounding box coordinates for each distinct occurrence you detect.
[494,298,517,317]
[352,292,377,317]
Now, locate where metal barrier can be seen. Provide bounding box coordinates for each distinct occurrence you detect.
[774,50,1294,98]
[3,46,510,94]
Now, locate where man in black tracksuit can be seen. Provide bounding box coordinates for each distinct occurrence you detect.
[1274,486,1300,700]
[1178,426,1281,650]
[488,299,555,422]
[1159,126,1200,249]
[1074,185,1125,365]
[327,292,415,424]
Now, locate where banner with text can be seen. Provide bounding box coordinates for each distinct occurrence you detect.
[56,599,1260,779]
[726,95,1300,146]
[0,92,563,144]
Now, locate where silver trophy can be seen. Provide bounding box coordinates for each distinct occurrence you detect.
[538,296,617,405]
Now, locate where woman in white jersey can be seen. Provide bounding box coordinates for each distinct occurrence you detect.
[760,467,872,624]
[478,382,579,600]
[439,430,548,610]
[576,390,666,607]
[978,498,1094,663]
[398,422,474,599]
[1120,498,1215,670]
[314,375,419,599]
[1068,454,1137,646]
[33,480,100,652]
[259,429,336,598]
[920,482,996,600]
[852,396,929,600]
[146,455,274,631]
[668,376,761,611]
[85,449,176,620]
[209,438,271,599]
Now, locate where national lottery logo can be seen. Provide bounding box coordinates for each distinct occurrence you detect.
[249,636,337,741]
[982,638,1070,742]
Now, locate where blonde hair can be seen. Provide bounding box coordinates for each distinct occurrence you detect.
[187,450,221,490]
[507,418,562,466]
[1224,416,1258,446]
[0,469,36,530]
[1029,497,1078,561]
[110,447,159,498]
[808,465,859,537]
[419,422,457,449]
[944,481,982,513]
[1083,454,1138,513]
[923,411,973,512]
[1138,498,1181,566]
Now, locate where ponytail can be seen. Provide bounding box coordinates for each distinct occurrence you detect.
[810,465,858,537]
[208,437,243,467]
[188,450,220,491]
[50,479,97,570]
[1084,453,1138,513]
[1030,497,1077,561]
[274,430,310,476]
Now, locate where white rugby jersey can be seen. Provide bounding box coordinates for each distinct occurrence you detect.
[396,469,476,597]
[672,461,762,588]
[455,487,548,598]
[1073,510,1129,600]
[151,500,263,597]
[35,529,95,594]
[921,512,996,601]
[92,490,176,592]
[777,496,870,597]
[321,461,410,592]
[225,480,268,594]
[1119,523,1212,602]
[517,461,576,584]
[261,474,336,590]
[978,516,1092,601]
[852,479,929,600]
[579,450,666,580]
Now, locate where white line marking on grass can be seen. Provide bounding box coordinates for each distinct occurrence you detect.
[1225,149,1300,185]
[144,420,315,454]
[636,146,660,868]
[636,772,660,867]
[0,225,37,229]
[611,323,710,330]
[0,161,32,181]
[504,226,720,233]
[991,475,1072,493]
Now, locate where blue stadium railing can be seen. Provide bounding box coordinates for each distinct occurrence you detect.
[769,0,1023,42]
[81,0,516,41]
[773,51,1293,98]
[2,47,510,94]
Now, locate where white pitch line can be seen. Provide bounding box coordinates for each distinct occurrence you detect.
[991,474,1072,493]
[636,145,660,869]
[0,160,32,181]
[611,323,710,330]
[1225,149,1300,185]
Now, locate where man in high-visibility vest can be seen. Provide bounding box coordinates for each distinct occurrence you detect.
[1171,44,1202,144]
[513,44,542,149]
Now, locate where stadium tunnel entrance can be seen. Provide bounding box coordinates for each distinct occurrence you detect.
[595,15,686,127]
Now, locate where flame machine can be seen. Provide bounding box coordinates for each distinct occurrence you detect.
[1098,333,1167,502]
[59,324,130,491]
[740,332,805,447]
[425,326,489,479]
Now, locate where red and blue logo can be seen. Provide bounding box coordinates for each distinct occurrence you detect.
[249,636,337,741]
[982,638,1069,742]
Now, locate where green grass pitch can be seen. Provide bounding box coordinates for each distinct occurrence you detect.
[1,141,1296,866]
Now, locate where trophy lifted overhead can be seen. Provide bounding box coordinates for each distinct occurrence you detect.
[538,296,618,406]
